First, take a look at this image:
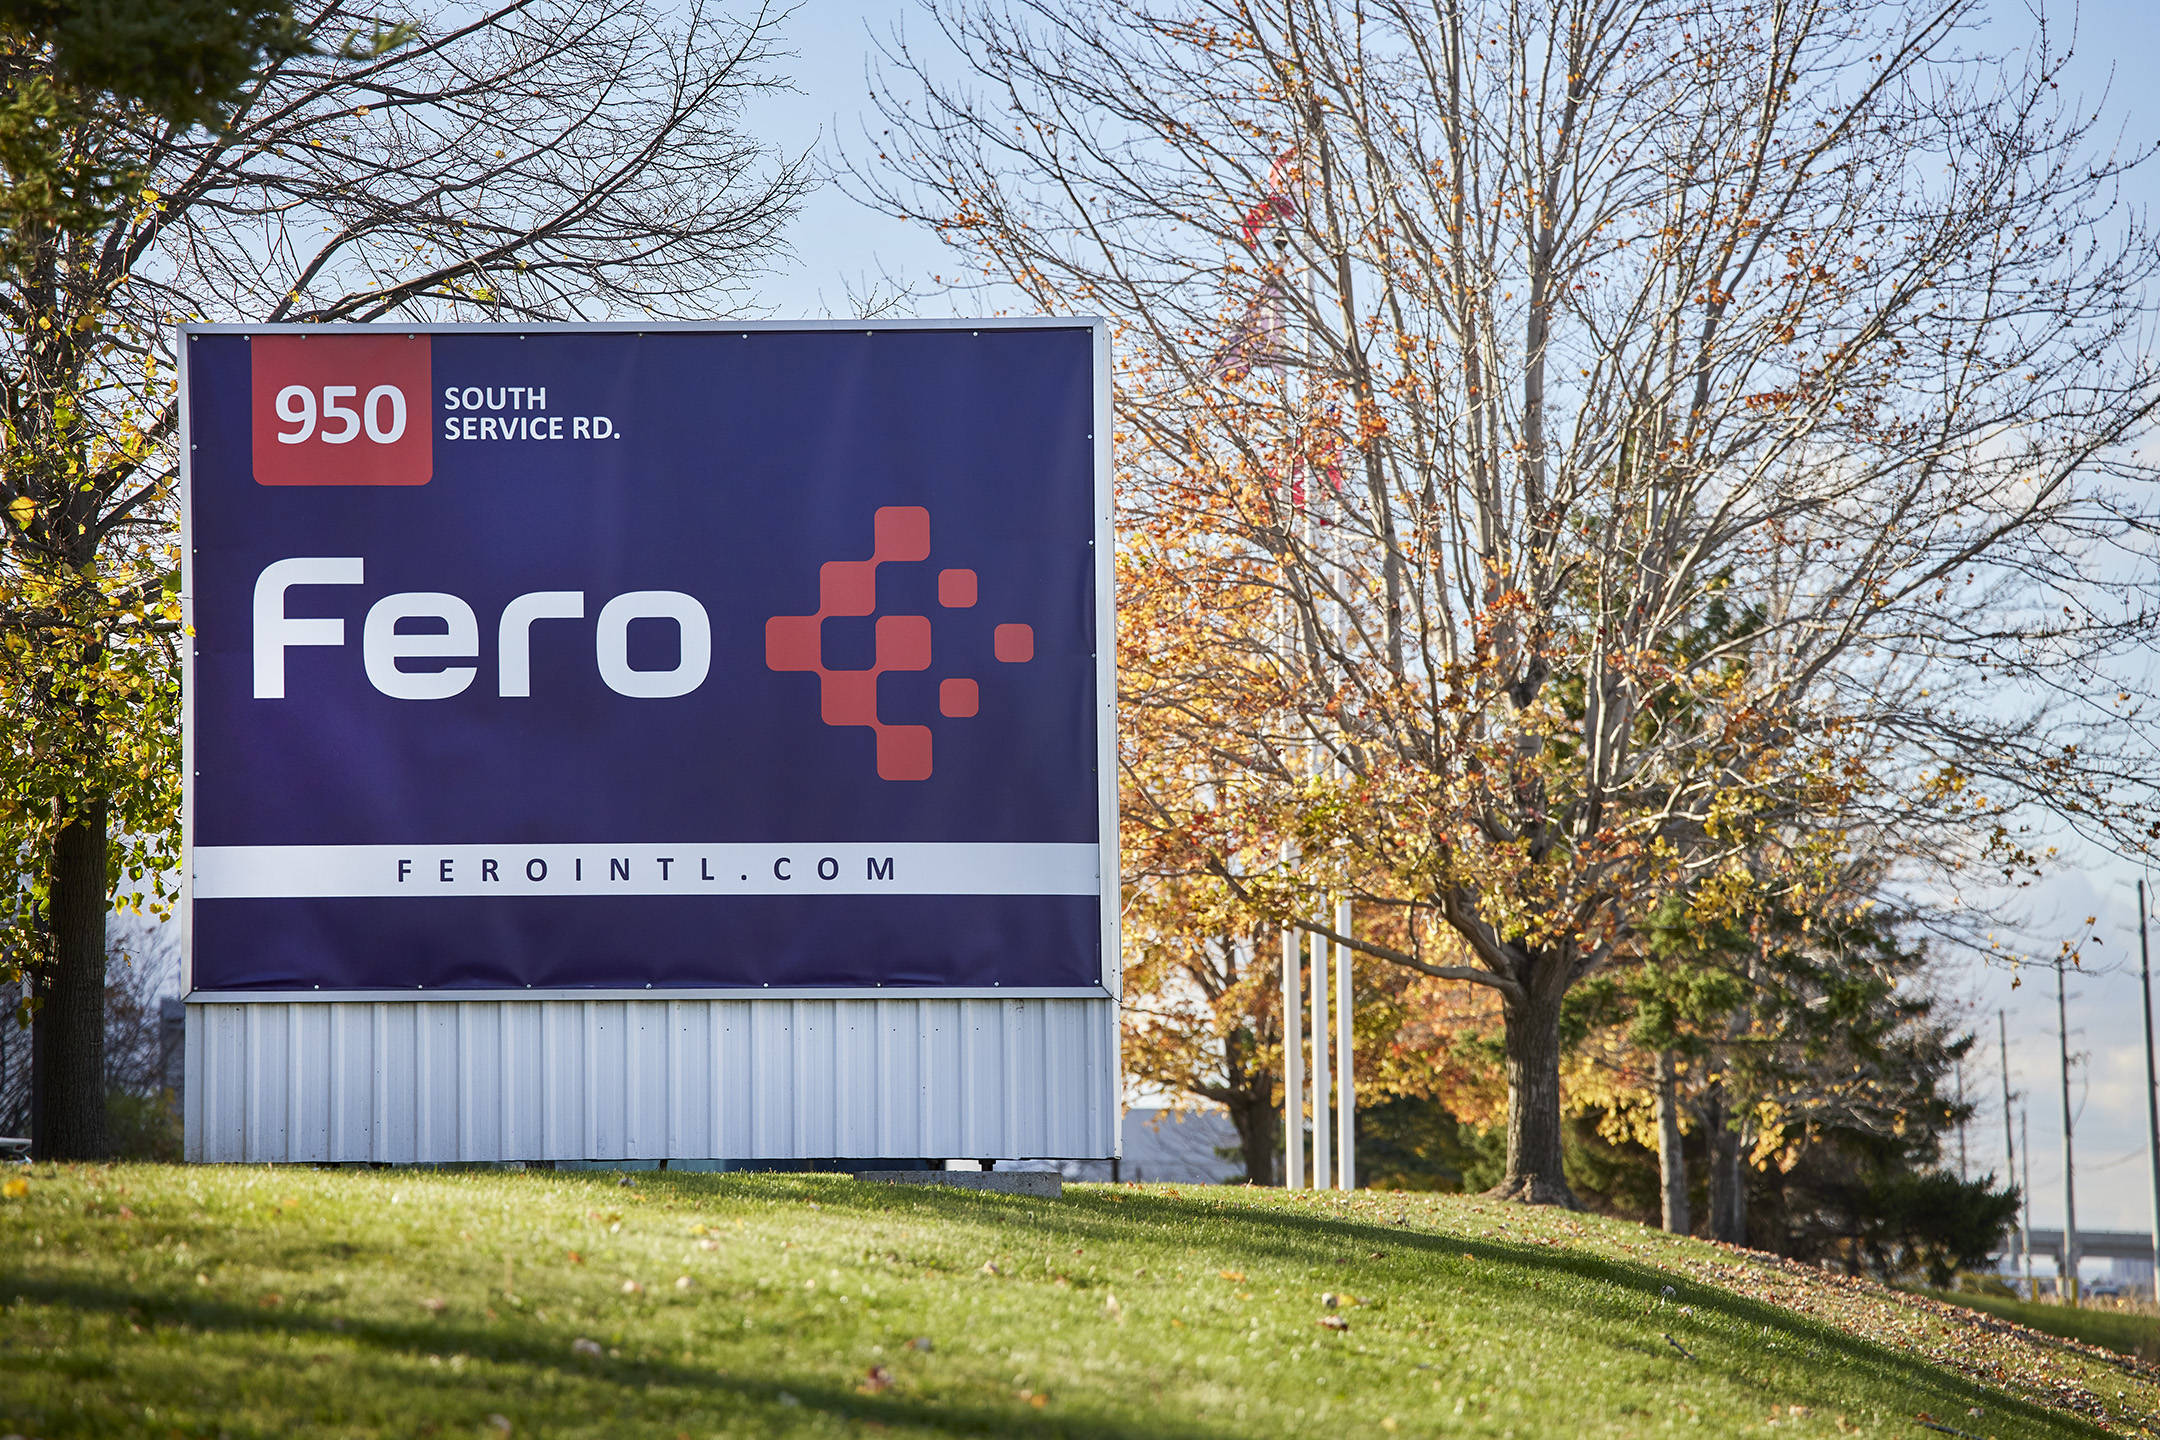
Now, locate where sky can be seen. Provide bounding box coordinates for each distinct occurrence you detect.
[744,0,2160,1248]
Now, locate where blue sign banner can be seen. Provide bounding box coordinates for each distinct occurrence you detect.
[182,323,1110,993]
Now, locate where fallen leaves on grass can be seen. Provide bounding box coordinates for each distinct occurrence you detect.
[1219,1269,1245,1282]
[906,1337,933,1352]
[419,1297,447,1314]
[859,1365,893,1394]
[621,1279,644,1295]
[1666,1245,2144,1429]
[1317,1315,1349,1332]
[1104,1291,1123,1322]
[486,1417,512,1434]
[258,1293,282,1308]
[571,1338,603,1358]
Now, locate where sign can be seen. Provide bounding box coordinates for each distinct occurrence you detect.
[181,322,1114,995]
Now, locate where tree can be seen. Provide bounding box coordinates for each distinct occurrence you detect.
[1637,887,1977,1242]
[1562,878,2021,1269]
[861,0,2160,1203]
[0,0,806,1158]
[1117,495,1487,1184]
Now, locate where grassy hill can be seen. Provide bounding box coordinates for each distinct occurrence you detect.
[1923,1288,2160,1365]
[0,1164,2149,1438]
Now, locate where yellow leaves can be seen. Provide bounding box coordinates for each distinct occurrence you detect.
[2,1177,26,1199]
[5,495,31,528]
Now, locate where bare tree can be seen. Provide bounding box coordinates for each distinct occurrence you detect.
[140,0,805,323]
[858,0,2160,1203]
[0,0,806,1158]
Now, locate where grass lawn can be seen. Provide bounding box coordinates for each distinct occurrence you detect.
[0,1164,2149,1438]
[1922,1288,2160,1363]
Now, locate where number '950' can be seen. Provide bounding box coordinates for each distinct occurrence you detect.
[274,384,409,444]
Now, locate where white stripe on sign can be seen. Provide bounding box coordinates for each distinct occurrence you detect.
[192,843,1101,899]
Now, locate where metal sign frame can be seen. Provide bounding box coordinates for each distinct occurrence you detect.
[177,318,1118,1007]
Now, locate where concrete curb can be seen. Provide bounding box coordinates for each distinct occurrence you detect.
[853,1171,1063,1197]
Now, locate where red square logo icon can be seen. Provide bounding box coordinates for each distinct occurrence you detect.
[251,333,432,486]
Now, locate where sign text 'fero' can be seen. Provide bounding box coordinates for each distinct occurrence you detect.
[182,323,1112,995]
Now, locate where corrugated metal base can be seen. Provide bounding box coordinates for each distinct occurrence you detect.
[183,997,1117,1164]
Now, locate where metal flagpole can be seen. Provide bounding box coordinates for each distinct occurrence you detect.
[1282,923,1303,1189]
[2140,878,2158,1299]
[1267,210,1304,1195]
[1336,896,1355,1190]
[1310,927,1331,1190]
[1288,149,1332,1200]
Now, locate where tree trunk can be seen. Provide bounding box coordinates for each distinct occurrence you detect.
[1702,1080,1746,1245]
[1485,962,1578,1207]
[1225,1084,1279,1185]
[30,803,108,1160]
[1655,1049,1690,1234]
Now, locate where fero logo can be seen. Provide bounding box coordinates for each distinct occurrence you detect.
[766,506,1034,782]
[251,333,432,486]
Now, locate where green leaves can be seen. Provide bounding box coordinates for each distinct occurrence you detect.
[0,0,309,132]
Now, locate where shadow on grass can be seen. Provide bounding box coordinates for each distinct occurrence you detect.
[652,1173,2111,1439]
[0,1271,1239,1440]
[9,1169,2117,1438]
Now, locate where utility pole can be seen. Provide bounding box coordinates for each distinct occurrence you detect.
[2057,955,2080,1305]
[1955,1056,1968,1180]
[2021,1107,2035,1300]
[1282,925,1303,1189]
[1335,897,1355,1190]
[2141,878,2159,1301]
[1999,1010,2018,1277]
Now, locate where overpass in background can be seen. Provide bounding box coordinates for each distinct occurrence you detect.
[1999,1229,2155,1265]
